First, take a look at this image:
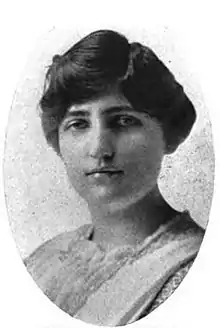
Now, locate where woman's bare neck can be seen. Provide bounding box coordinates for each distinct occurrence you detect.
[88,186,178,252]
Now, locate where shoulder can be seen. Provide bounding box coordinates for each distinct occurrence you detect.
[145,213,205,314]
[163,211,205,248]
[24,224,93,276]
[166,211,205,239]
[139,259,194,318]
[150,259,194,312]
[147,211,205,256]
[139,213,205,317]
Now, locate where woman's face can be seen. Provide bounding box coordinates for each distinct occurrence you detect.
[59,91,165,210]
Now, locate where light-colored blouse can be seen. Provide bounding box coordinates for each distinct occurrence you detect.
[24,211,204,326]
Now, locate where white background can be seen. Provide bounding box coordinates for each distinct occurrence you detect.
[0,1,219,327]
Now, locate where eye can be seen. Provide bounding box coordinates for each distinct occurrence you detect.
[66,119,89,130]
[115,115,140,128]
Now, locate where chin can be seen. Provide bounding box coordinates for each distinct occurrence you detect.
[85,185,156,213]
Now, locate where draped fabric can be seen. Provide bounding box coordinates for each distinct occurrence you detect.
[25,212,204,326]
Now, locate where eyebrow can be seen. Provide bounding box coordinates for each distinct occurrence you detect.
[66,105,137,117]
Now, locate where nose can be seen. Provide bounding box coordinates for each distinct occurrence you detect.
[89,126,115,163]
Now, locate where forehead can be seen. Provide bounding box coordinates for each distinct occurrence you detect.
[67,91,133,116]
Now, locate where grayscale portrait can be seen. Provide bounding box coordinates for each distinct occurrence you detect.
[4,28,214,326]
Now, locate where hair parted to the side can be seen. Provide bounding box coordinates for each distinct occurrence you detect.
[39,29,196,154]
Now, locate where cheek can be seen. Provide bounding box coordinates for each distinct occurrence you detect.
[59,135,84,171]
[59,137,88,193]
[116,128,165,190]
[117,131,164,164]
[137,145,163,180]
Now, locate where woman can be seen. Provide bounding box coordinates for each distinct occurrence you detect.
[24,29,205,326]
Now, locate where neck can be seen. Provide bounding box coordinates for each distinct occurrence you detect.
[88,185,176,252]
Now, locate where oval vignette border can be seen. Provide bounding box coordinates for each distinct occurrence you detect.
[0,7,219,328]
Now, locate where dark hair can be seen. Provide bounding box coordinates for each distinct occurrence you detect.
[40,29,196,154]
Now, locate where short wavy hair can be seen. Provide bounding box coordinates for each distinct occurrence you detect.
[39,29,196,154]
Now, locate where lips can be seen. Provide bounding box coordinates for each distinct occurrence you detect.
[85,168,124,185]
[86,168,124,176]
